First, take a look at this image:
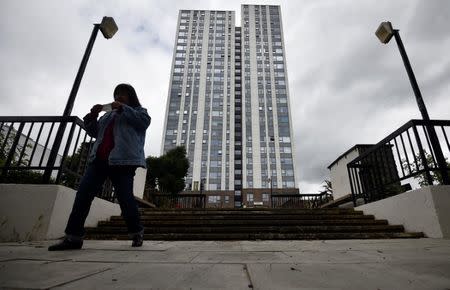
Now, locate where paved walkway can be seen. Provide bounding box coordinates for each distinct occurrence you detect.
[0,238,449,289]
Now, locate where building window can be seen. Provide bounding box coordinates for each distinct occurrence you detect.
[246,193,253,202]
[208,196,221,203]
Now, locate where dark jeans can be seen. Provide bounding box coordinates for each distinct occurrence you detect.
[65,159,143,238]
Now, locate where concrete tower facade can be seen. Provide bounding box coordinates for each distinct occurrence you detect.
[241,5,297,190]
[162,5,297,207]
[162,10,236,192]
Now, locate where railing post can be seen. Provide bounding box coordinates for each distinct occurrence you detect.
[347,165,357,207]
[42,119,67,183]
[425,121,450,185]
[412,124,434,185]
[56,121,77,183]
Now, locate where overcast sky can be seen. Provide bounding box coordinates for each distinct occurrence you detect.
[1,0,449,192]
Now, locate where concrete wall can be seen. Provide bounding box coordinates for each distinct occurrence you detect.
[330,148,360,200]
[0,184,121,242]
[356,185,450,238]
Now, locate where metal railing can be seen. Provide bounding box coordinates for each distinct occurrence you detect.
[347,119,450,205]
[148,194,206,209]
[146,192,332,209]
[270,192,333,209]
[0,116,115,202]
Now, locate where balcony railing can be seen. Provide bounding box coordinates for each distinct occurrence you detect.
[347,119,450,206]
[270,192,333,209]
[148,194,206,209]
[146,192,333,209]
[0,116,115,202]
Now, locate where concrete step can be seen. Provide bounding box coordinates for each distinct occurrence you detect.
[137,209,364,215]
[86,225,405,234]
[85,232,424,240]
[110,214,376,222]
[85,208,423,241]
[98,219,389,227]
[320,194,353,208]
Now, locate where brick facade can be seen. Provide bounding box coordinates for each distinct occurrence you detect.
[181,188,299,208]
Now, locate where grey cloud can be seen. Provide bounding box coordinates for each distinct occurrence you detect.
[1,0,449,193]
[279,1,450,191]
[406,0,450,42]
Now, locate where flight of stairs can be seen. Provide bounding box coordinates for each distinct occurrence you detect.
[85,208,424,240]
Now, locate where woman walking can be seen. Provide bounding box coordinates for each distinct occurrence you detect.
[49,84,150,250]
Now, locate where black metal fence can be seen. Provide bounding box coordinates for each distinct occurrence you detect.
[1,116,338,209]
[148,194,206,209]
[145,192,333,209]
[347,119,450,205]
[271,192,333,209]
[0,116,115,201]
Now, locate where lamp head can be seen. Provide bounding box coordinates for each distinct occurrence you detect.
[375,21,394,44]
[99,17,118,39]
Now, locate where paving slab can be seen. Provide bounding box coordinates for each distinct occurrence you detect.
[163,240,244,252]
[53,263,250,290]
[82,240,173,251]
[0,244,73,262]
[0,247,199,264]
[191,251,291,264]
[70,248,200,263]
[0,239,449,289]
[240,238,448,252]
[0,240,178,263]
[0,260,114,289]
[247,262,450,290]
[285,246,450,265]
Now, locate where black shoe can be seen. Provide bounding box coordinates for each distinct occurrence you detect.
[48,238,83,251]
[132,234,143,247]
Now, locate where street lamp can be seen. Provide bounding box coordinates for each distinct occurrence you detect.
[268,136,275,195]
[375,21,449,185]
[43,17,118,182]
[64,16,118,117]
[268,136,275,202]
[375,21,395,44]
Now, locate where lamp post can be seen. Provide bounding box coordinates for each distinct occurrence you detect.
[375,21,449,185]
[200,178,206,195]
[268,177,273,196]
[43,17,118,183]
[268,136,275,207]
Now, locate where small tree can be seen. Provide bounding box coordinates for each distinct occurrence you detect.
[145,146,189,196]
[145,155,160,191]
[0,128,28,167]
[59,147,83,188]
[0,126,44,184]
[321,179,333,194]
[402,151,450,186]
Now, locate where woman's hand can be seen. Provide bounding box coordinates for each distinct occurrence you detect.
[90,104,103,114]
[112,101,124,111]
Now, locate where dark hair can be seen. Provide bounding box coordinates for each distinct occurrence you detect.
[113,83,141,107]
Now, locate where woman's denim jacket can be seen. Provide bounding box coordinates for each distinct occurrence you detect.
[83,105,151,168]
